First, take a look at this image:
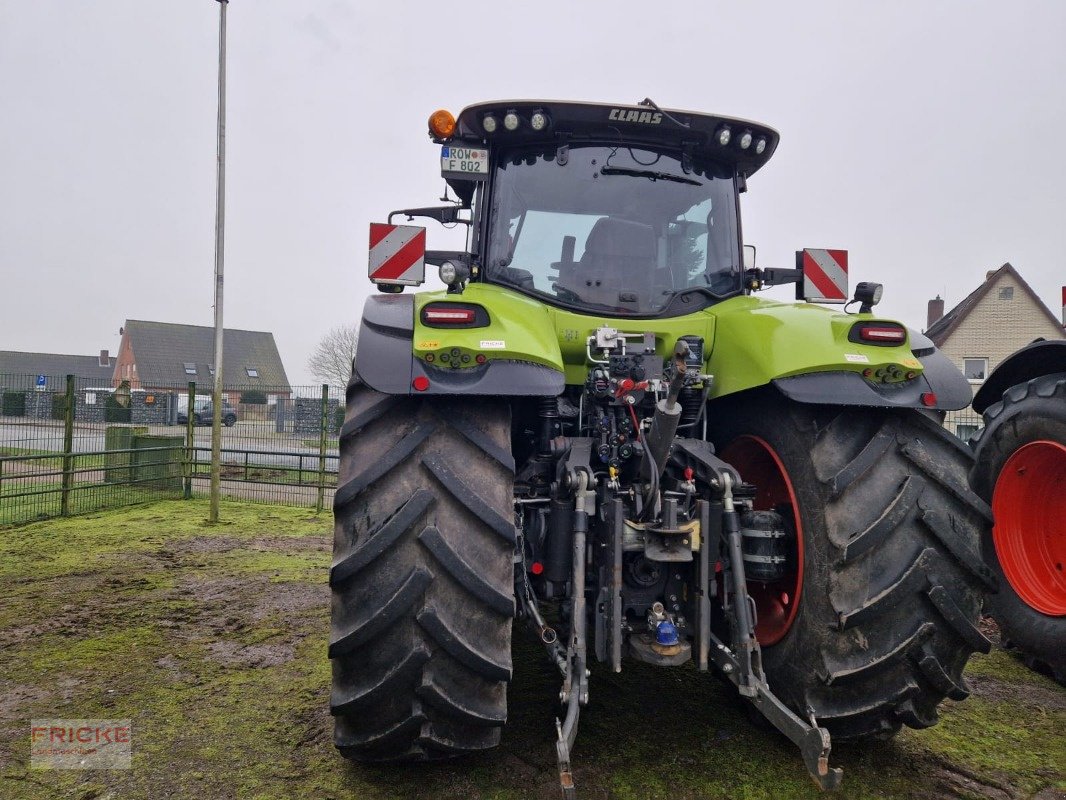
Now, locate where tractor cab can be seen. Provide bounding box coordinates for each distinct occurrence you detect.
[379,100,781,318]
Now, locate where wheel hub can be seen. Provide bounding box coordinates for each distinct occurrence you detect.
[721,435,804,645]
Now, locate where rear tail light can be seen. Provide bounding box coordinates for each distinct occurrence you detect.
[859,326,906,342]
[848,322,907,345]
[423,307,475,324]
[420,302,488,328]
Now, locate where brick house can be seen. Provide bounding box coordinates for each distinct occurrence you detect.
[924,263,1066,438]
[113,320,291,401]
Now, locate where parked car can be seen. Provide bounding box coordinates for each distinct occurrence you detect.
[177,401,238,427]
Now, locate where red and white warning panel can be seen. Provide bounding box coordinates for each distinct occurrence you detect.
[797,248,849,303]
[368,223,426,286]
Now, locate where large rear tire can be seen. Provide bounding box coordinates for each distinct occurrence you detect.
[969,373,1066,681]
[329,376,516,760]
[709,392,994,741]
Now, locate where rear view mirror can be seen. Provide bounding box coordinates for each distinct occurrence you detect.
[743,245,757,270]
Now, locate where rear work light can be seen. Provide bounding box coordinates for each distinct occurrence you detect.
[848,322,907,345]
[420,302,489,328]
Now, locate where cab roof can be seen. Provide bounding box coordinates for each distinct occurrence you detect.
[448,99,780,177]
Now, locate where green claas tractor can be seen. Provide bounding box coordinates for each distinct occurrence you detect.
[329,99,994,794]
[969,339,1066,681]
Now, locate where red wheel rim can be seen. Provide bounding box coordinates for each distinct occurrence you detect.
[992,440,1066,616]
[721,435,804,646]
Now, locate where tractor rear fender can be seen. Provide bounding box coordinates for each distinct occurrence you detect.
[705,296,973,411]
[354,292,566,396]
[972,339,1066,414]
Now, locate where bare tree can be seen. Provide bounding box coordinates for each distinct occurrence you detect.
[307,324,359,388]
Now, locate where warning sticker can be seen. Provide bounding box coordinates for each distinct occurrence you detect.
[844,353,870,363]
[368,223,426,286]
[799,248,849,303]
[479,340,506,350]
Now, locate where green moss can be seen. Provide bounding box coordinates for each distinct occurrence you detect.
[184,548,324,584]
[964,644,1056,684]
[23,625,165,674]
[898,697,1065,793]
[0,499,326,581]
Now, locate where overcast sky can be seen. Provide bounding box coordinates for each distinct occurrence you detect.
[2,1,1063,386]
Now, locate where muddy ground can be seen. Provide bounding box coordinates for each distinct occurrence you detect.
[0,500,1062,800]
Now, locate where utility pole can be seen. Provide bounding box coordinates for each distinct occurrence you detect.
[209,0,228,523]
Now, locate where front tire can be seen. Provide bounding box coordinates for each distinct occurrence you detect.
[329,376,516,761]
[709,391,994,741]
[969,374,1066,680]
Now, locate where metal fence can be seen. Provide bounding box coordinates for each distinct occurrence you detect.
[0,373,340,527]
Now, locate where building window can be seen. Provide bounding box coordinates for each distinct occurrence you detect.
[184,362,197,375]
[208,365,215,376]
[246,368,259,378]
[956,423,981,441]
[963,358,988,382]
[999,286,1014,300]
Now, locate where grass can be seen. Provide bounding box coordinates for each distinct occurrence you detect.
[0,500,1062,800]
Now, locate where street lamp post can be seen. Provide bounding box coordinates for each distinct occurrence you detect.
[209,0,228,523]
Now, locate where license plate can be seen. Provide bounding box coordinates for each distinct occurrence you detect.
[441,146,489,180]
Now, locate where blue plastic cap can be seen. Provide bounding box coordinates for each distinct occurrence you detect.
[655,620,679,646]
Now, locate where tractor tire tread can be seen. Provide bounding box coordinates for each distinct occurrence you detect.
[709,394,990,741]
[331,377,514,762]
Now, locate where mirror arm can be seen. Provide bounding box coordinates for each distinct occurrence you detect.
[744,267,803,291]
[387,205,470,226]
